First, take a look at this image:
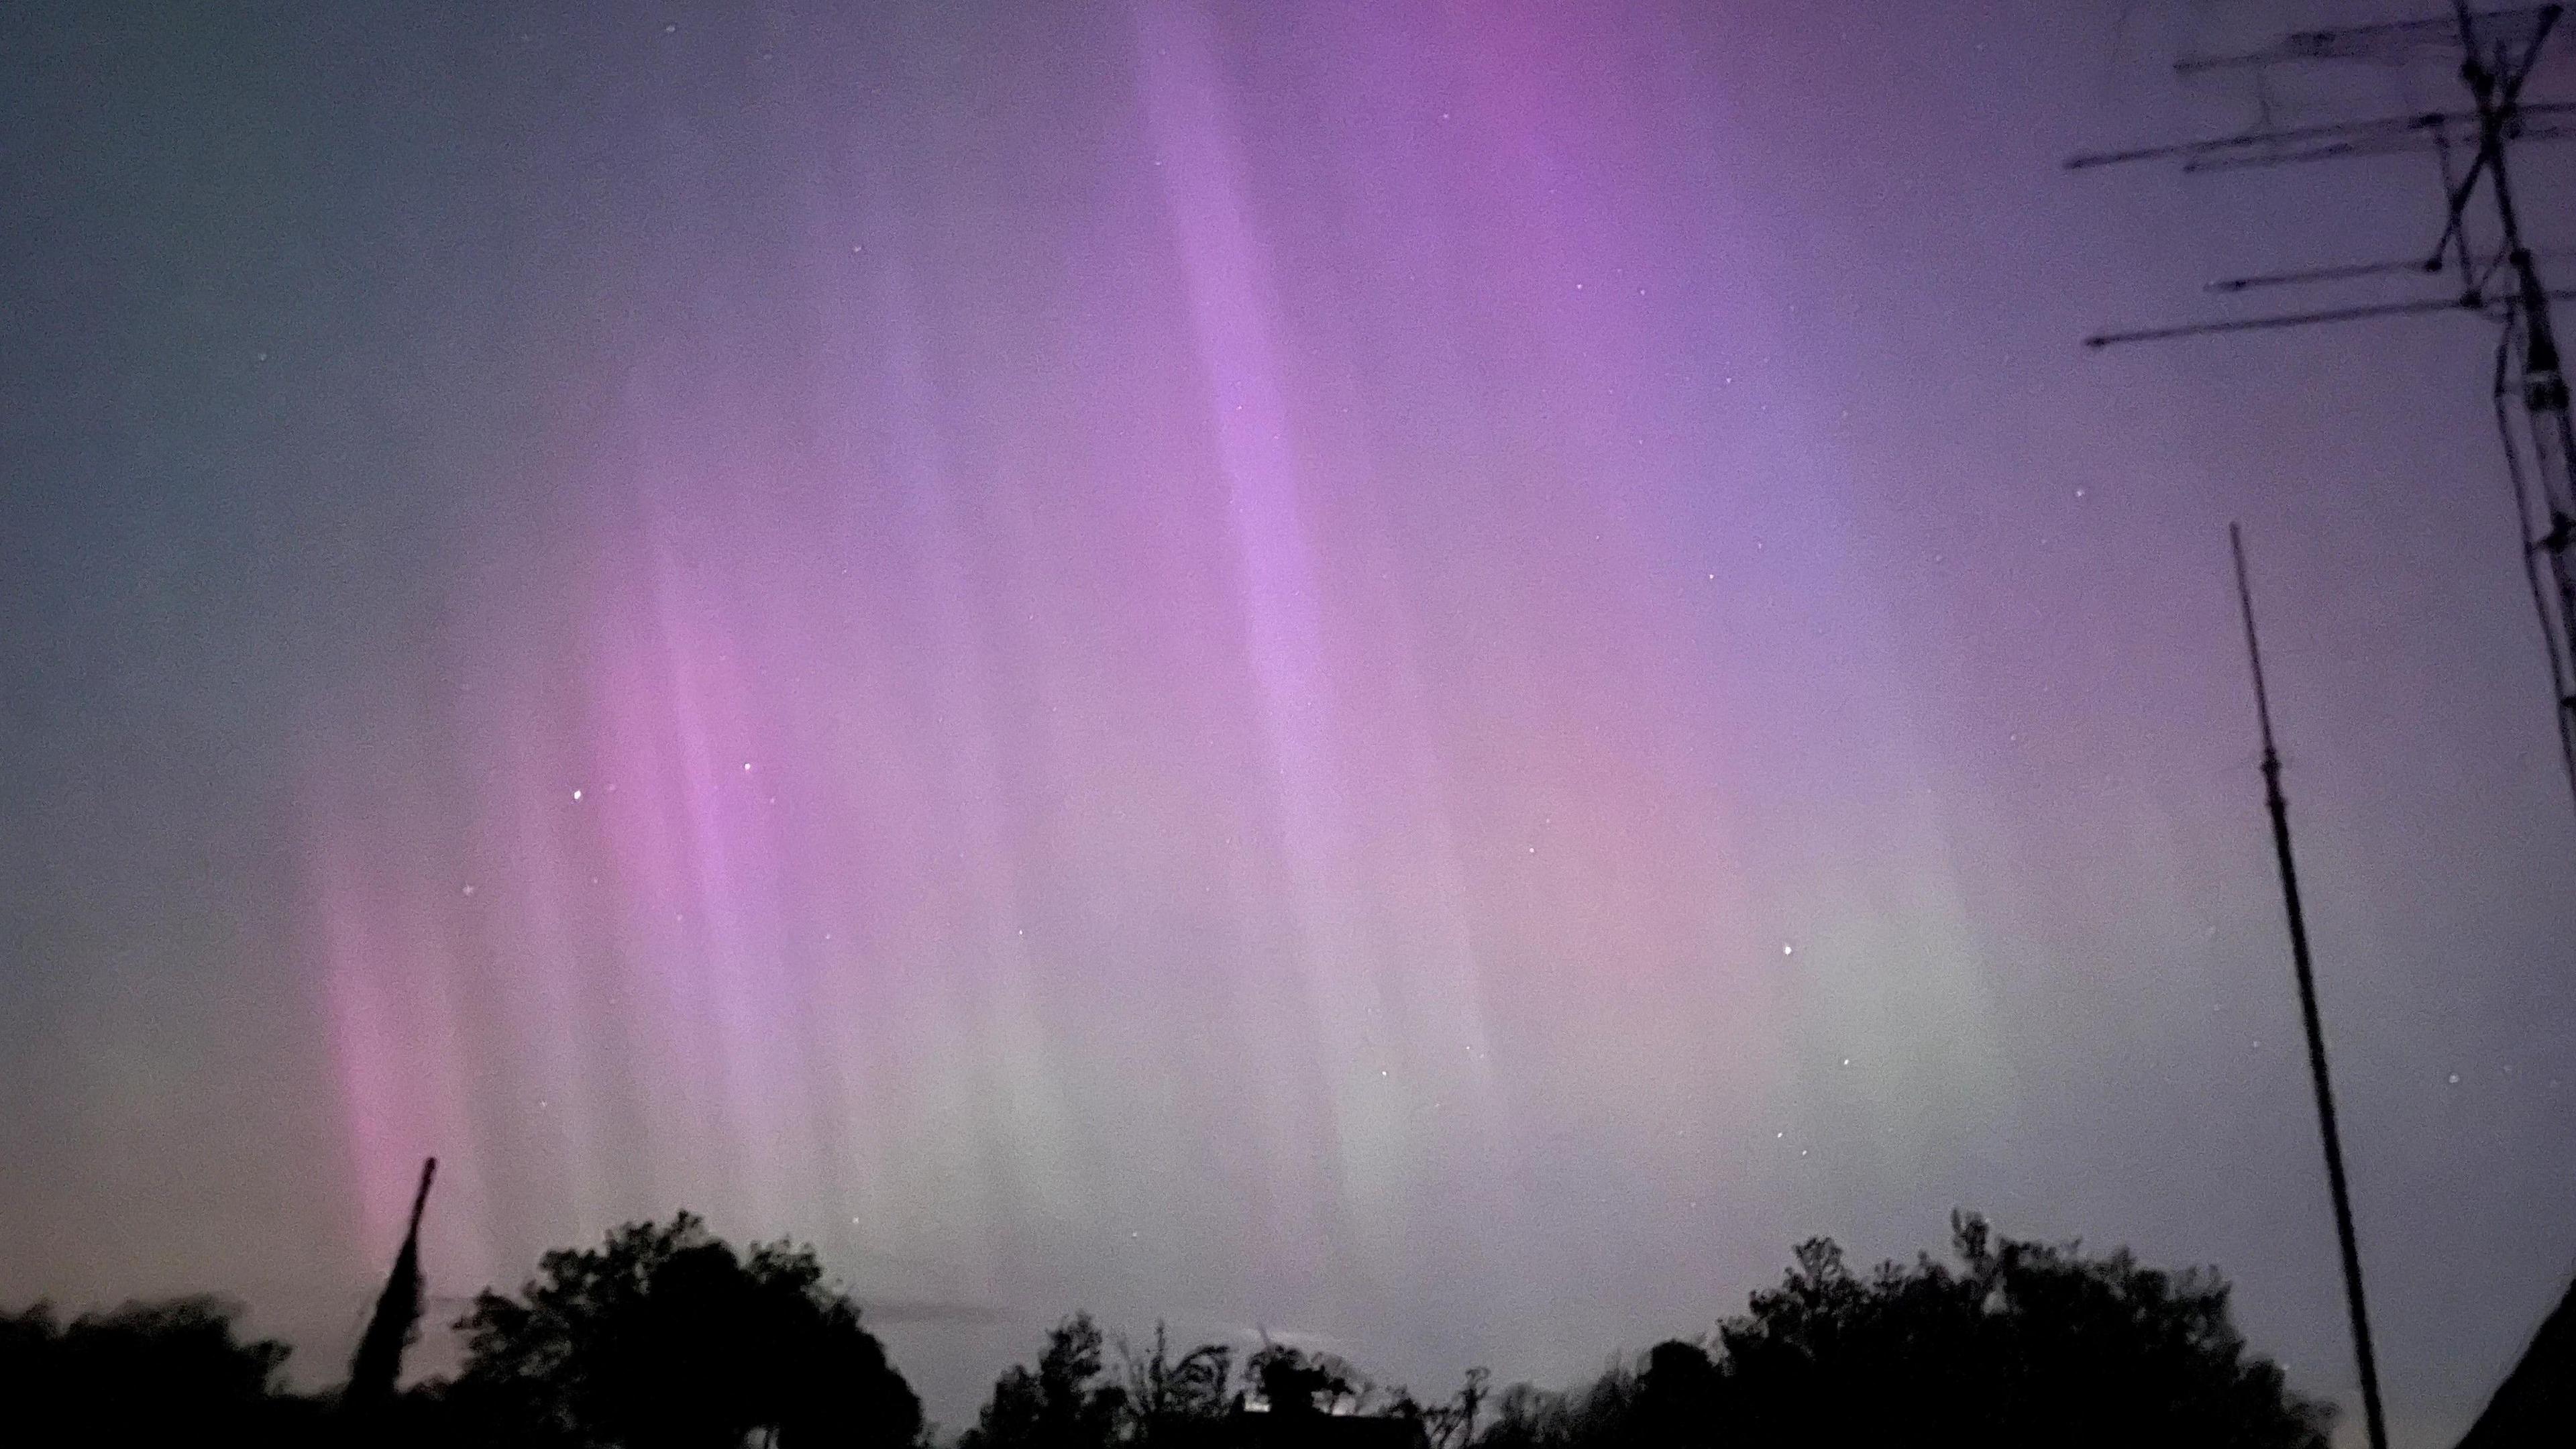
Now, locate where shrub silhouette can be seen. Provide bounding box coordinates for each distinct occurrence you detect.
[447,1212,921,1449]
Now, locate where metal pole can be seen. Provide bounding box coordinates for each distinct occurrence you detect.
[2459,6,2576,805]
[2231,527,2391,1449]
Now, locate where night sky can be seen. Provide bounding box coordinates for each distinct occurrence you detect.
[5,3,2573,1444]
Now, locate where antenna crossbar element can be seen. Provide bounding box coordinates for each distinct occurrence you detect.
[2206,258,2449,294]
[2084,290,2576,350]
[2072,4,2576,822]
[2065,102,2576,174]
[2179,3,2562,72]
[2084,295,2479,349]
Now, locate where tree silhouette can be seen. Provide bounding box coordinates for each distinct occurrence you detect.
[1,1210,2343,1449]
[1247,1343,1363,1417]
[1715,1213,2331,1448]
[972,1321,1459,1449]
[1378,1366,1489,1449]
[1478,1361,1637,1449]
[1120,1322,1239,1449]
[961,1314,1130,1449]
[448,1212,920,1449]
[1481,1213,2332,1449]
[0,1295,322,1445]
[1627,1342,1716,1449]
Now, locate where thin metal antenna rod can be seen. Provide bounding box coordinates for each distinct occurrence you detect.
[2230,527,2392,1449]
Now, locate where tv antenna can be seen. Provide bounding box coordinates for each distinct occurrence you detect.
[2073,4,2576,817]
[2232,526,2391,1449]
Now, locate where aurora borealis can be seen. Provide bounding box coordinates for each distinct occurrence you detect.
[5,3,2575,1444]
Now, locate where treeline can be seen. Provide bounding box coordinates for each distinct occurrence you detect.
[3,1212,917,1448]
[0,1211,2336,1448]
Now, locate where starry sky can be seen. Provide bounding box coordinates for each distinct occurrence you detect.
[4,2,2574,1444]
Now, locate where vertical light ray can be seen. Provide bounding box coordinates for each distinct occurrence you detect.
[480,687,610,1232]
[868,253,1081,1271]
[1129,0,1417,1276]
[308,782,494,1289]
[286,0,2025,1407]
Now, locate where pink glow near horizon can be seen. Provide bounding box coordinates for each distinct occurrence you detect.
[23,2,2576,1438]
[303,0,2005,1369]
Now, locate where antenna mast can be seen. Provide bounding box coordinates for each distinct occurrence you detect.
[2076,6,2576,820]
[2231,527,2392,1449]
[347,1156,439,1414]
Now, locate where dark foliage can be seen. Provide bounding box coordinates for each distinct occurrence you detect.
[961,1314,1133,1449]
[966,1319,1483,1449]
[0,1295,325,1446]
[445,1211,922,1449]
[1477,1361,1638,1449]
[1248,1342,1363,1417]
[1122,1322,1242,1449]
[1,1210,2343,1449]
[1394,1365,1489,1449]
[1481,1212,2334,1449]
